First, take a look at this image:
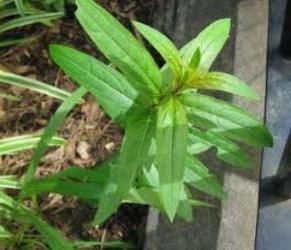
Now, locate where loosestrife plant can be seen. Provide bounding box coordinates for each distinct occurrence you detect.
[25,0,272,225]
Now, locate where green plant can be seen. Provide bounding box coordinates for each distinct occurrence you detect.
[0,0,64,47]
[23,0,272,226]
[0,176,131,249]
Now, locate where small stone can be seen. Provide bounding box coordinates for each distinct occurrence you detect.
[105,142,115,152]
[76,141,91,160]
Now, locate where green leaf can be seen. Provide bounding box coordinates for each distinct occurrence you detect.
[76,0,161,99]
[0,133,65,156]
[184,155,226,199]
[127,187,161,210]
[0,225,11,239]
[74,240,134,249]
[0,12,63,33]
[23,178,104,201]
[22,160,114,199]
[94,112,156,225]
[185,71,259,100]
[50,45,140,126]
[14,0,25,16]
[181,18,231,71]
[0,0,14,7]
[189,48,201,70]
[189,127,251,168]
[156,98,188,220]
[0,175,21,189]
[133,21,183,80]
[0,8,33,19]
[180,92,273,147]
[0,34,40,47]
[188,142,211,155]
[176,186,193,222]
[0,191,74,250]
[52,163,112,185]
[24,87,87,184]
[31,214,74,250]
[0,70,71,101]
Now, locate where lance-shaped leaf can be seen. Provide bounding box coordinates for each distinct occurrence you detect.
[184,155,226,199]
[76,0,161,98]
[181,18,231,71]
[156,98,188,220]
[23,178,104,201]
[185,71,259,100]
[180,92,273,147]
[0,133,65,156]
[0,12,63,33]
[0,69,71,101]
[24,87,87,184]
[133,21,183,80]
[94,112,156,225]
[189,127,251,168]
[22,160,113,199]
[50,45,140,126]
[189,48,201,70]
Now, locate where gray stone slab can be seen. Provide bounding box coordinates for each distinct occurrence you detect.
[216,2,268,250]
[256,0,291,249]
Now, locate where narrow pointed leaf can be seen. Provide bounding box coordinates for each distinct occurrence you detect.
[189,48,201,70]
[133,21,183,79]
[181,18,231,71]
[94,112,156,225]
[0,12,63,33]
[176,186,193,222]
[180,92,273,147]
[185,71,259,100]
[0,34,40,47]
[189,127,251,168]
[0,133,65,156]
[76,0,161,98]
[184,155,226,199]
[50,45,141,126]
[73,240,133,249]
[0,69,71,100]
[156,98,188,220]
[24,87,87,184]
[23,178,103,201]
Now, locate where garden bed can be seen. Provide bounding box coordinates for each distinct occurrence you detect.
[0,1,160,249]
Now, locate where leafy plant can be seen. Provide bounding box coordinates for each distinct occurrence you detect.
[0,0,64,47]
[0,177,130,249]
[24,0,272,226]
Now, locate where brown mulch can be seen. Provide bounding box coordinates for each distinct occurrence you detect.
[0,1,160,249]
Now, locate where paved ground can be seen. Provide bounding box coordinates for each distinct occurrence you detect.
[256,0,291,249]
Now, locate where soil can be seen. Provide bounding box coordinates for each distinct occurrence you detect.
[0,1,160,249]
